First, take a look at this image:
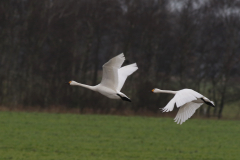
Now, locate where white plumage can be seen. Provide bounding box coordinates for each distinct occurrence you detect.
[69,53,138,102]
[152,88,215,124]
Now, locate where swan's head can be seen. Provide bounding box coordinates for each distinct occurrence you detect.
[151,88,161,93]
[68,80,78,85]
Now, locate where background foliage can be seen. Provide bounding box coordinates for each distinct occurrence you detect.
[1,0,240,118]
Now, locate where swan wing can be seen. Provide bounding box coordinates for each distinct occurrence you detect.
[117,63,138,91]
[174,102,203,124]
[162,96,176,112]
[100,53,125,90]
[175,89,204,108]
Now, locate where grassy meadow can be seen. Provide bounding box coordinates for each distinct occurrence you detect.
[0,111,239,160]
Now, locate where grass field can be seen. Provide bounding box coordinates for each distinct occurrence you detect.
[0,112,239,160]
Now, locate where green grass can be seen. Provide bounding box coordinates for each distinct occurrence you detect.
[0,112,239,160]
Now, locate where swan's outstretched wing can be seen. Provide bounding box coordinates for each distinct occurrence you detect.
[162,96,176,112]
[175,89,204,108]
[174,102,203,125]
[100,53,125,90]
[117,63,138,91]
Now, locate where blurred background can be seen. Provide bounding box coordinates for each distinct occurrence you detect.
[1,0,240,119]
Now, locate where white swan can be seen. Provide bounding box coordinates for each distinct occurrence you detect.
[68,53,138,102]
[151,88,215,124]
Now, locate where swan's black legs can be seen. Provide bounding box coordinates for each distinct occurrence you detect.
[117,94,131,102]
[201,98,215,107]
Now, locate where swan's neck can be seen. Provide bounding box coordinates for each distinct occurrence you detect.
[157,90,177,94]
[71,82,96,91]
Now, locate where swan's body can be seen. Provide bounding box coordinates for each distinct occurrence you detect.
[152,88,215,124]
[69,53,138,102]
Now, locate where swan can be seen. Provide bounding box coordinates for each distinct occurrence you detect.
[68,53,138,102]
[151,88,215,124]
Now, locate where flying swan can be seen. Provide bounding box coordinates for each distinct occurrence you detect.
[151,88,215,124]
[68,53,138,102]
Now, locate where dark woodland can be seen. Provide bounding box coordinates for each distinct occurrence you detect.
[1,0,240,118]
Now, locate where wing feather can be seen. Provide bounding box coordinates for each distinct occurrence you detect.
[102,53,125,68]
[174,102,203,125]
[100,53,125,90]
[162,96,176,112]
[117,63,138,91]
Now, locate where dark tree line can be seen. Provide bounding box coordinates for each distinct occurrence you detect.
[1,0,240,118]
